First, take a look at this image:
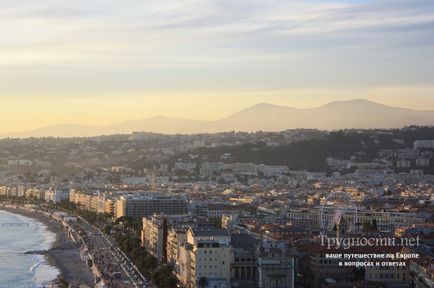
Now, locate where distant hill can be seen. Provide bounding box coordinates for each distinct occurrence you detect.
[2,99,434,138]
[189,99,434,132]
[0,117,205,138]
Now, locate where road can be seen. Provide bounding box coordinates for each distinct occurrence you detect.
[75,215,152,288]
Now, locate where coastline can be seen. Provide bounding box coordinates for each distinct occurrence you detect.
[0,204,95,287]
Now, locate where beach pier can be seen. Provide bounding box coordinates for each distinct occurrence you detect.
[1,222,29,226]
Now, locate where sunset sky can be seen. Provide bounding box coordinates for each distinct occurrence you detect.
[1,0,433,132]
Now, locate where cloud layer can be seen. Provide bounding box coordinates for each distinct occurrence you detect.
[0,0,433,92]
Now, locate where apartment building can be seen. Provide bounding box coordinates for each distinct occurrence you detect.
[141,216,167,262]
[141,214,208,262]
[257,241,295,288]
[44,188,69,203]
[70,190,116,215]
[287,208,427,231]
[178,227,231,288]
[230,234,259,288]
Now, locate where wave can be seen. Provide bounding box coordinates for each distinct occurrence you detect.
[29,254,60,287]
[29,255,44,275]
[0,210,60,287]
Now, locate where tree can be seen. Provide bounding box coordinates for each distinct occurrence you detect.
[115,216,135,226]
[152,265,177,288]
[198,276,208,288]
[144,254,158,271]
[122,237,141,252]
[104,224,112,234]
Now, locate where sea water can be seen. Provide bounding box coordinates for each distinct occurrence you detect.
[0,210,59,288]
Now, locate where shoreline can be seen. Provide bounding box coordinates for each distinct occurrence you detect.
[0,204,95,287]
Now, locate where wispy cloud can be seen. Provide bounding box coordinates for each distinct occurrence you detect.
[0,0,432,92]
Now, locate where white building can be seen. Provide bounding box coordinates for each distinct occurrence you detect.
[45,188,69,203]
[414,140,434,149]
[179,227,231,288]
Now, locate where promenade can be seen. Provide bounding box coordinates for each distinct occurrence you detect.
[0,203,151,288]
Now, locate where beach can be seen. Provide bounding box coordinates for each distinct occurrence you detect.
[0,205,95,287]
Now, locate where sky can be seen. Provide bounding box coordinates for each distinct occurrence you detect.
[1,0,433,132]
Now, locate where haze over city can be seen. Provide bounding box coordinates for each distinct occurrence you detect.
[1,1,434,288]
[1,0,434,134]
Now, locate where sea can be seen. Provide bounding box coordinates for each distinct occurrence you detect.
[0,210,60,288]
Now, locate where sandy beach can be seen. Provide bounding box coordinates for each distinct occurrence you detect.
[0,205,95,287]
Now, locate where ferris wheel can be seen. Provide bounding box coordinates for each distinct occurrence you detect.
[320,191,359,232]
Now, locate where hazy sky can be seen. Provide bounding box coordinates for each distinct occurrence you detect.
[1,0,433,132]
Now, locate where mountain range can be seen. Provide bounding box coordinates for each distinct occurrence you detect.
[2,99,434,138]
